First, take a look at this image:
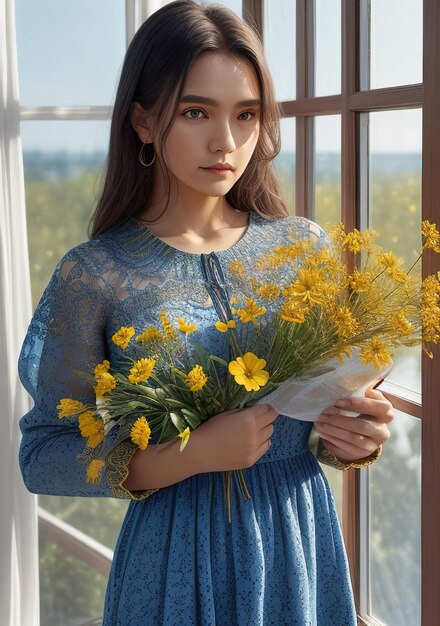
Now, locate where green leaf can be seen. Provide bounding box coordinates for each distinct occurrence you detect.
[180,408,202,429]
[169,412,185,431]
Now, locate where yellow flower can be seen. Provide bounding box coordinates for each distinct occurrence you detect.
[422,274,440,299]
[280,300,310,323]
[283,269,326,306]
[327,223,346,246]
[215,320,236,332]
[130,416,151,450]
[86,459,105,484]
[178,427,191,452]
[337,346,352,365]
[377,251,398,269]
[87,431,104,449]
[228,259,246,276]
[349,269,372,293]
[343,228,377,253]
[360,337,393,369]
[233,298,267,323]
[344,230,364,253]
[177,317,197,334]
[230,296,239,305]
[387,266,407,283]
[282,241,311,260]
[57,398,86,418]
[228,352,269,392]
[112,326,135,349]
[95,372,117,398]
[330,306,360,338]
[185,365,208,392]
[94,360,110,379]
[422,275,440,343]
[257,284,281,301]
[78,411,102,438]
[136,328,163,343]
[361,229,378,250]
[422,220,440,253]
[160,311,177,338]
[389,310,414,336]
[128,358,156,384]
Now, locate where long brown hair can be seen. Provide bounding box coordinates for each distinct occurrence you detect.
[89,0,288,239]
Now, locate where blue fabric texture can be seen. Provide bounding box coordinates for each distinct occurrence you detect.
[18,212,357,625]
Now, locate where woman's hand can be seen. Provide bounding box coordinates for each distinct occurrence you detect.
[314,387,394,463]
[190,403,278,473]
[124,404,278,491]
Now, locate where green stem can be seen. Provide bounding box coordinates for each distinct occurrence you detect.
[235,469,251,500]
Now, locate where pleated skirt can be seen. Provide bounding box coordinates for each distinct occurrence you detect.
[103,450,357,626]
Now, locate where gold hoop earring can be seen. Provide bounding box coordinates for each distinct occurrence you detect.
[139,143,156,167]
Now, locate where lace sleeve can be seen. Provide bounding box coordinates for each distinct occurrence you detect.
[18,246,156,500]
[106,441,159,501]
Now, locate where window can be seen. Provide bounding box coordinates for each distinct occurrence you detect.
[16,2,127,624]
[16,1,440,624]
[258,0,436,624]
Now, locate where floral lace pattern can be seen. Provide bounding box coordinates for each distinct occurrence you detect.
[18,212,361,624]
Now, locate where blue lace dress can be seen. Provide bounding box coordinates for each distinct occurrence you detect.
[18,212,357,626]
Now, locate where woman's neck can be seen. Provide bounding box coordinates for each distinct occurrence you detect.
[137,189,249,254]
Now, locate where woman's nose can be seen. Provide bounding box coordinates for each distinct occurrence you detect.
[208,122,236,153]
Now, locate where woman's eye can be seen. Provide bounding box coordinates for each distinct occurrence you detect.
[238,111,255,121]
[184,109,205,119]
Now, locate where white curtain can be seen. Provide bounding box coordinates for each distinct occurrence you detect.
[0,1,39,625]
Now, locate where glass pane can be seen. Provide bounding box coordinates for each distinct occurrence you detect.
[275,117,296,215]
[15,0,125,106]
[21,120,110,306]
[314,115,341,227]
[370,0,423,89]
[264,0,296,101]
[208,0,242,17]
[369,410,421,625]
[314,0,341,97]
[368,109,422,395]
[39,532,110,626]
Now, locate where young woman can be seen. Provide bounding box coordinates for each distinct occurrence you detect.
[18,2,393,624]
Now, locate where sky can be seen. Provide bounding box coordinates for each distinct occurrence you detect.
[15,0,423,154]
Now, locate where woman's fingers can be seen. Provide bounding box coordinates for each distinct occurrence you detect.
[314,389,394,461]
[316,413,378,436]
[333,389,394,424]
[315,420,389,452]
[318,436,374,461]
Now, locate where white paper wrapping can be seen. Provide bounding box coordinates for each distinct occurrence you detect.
[255,349,393,421]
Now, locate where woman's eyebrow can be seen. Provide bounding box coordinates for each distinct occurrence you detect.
[179,95,261,107]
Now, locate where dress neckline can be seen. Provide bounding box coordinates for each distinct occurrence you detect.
[130,211,255,258]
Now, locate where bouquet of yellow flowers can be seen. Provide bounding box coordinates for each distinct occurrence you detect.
[57,220,440,521]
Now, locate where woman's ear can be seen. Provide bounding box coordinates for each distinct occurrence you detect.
[130,102,154,144]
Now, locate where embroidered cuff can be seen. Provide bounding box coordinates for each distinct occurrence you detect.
[316,437,383,471]
[105,441,159,501]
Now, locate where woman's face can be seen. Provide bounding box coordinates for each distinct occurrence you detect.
[160,51,261,199]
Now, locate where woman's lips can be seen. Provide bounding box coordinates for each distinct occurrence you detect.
[202,164,234,176]
[202,167,233,176]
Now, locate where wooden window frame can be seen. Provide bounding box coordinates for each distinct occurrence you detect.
[20,0,439,623]
[244,1,440,624]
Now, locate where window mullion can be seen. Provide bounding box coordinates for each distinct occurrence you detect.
[341,0,362,614]
[295,0,314,219]
[421,1,440,624]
